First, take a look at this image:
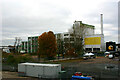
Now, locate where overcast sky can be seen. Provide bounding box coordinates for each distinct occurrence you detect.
[1,0,119,46]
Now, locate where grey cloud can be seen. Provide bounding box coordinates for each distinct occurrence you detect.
[2,0,119,45]
[105,35,118,42]
[2,1,72,46]
[86,2,117,25]
[83,1,118,43]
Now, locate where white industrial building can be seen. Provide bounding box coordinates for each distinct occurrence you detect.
[59,21,95,44]
[55,14,105,52]
[84,14,105,52]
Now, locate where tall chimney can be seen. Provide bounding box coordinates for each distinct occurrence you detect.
[101,14,103,35]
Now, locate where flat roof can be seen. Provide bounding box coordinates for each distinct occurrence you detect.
[19,63,61,67]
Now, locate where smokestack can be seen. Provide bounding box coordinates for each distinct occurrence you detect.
[101,14,103,35]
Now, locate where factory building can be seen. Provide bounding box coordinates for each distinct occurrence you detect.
[84,14,105,52]
[55,14,105,52]
[55,21,97,52]
[61,21,95,45]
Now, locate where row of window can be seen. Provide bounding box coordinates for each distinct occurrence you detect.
[64,38,80,42]
[85,48,100,51]
[64,34,74,36]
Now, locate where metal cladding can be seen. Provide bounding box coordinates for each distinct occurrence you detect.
[18,63,61,78]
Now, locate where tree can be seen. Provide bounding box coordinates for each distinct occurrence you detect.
[38,31,57,60]
[64,48,77,59]
[56,33,64,59]
[73,21,87,55]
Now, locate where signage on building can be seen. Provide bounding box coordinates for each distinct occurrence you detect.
[106,41,116,51]
[108,45,113,50]
[84,37,101,45]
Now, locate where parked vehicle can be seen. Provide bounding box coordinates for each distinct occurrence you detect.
[114,51,120,57]
[105,51,120,59]
[74,72,82,76]
[20,50,26,54]
[108,54,114,59]
[72,72,94,80]
[104,51,110,57]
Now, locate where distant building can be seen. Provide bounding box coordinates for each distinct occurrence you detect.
[72,21,95,36]
[21,41,28,52]
[57,21,105,52]
[55,33,62,41]
[28,36,38,53]
[55,21,99,52]
[20,19,105,53]
[61,21,95,45]
[55,33,64,54]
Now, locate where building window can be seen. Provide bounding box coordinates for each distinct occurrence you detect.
[70,34,74,36]
[64,34,69,36]
[93,48,100,51]
[28,38,31,41]
[85,48,92,52]
[70,38,74,41]
[64,38,69,42]
[76,38,80,42]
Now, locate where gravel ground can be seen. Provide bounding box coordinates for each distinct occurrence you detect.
[60,57,119,79]
[1,57,120,79]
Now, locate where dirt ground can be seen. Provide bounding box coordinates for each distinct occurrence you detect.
[1,56,119,79]
[2,71,26,78]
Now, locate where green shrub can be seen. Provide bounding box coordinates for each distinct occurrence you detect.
[6,55,18,65]
[6,54,34,66]
[96,51,105,56]
[29,53,38,55]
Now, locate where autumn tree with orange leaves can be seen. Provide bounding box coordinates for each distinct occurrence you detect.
[64,48,77,59]
[38,31,57,60]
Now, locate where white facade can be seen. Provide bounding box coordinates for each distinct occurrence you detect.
[73,21,95,36]
[61,21,95,44]
[85,28,94,36]
[18,63,61,78]
[61,32,71,40]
